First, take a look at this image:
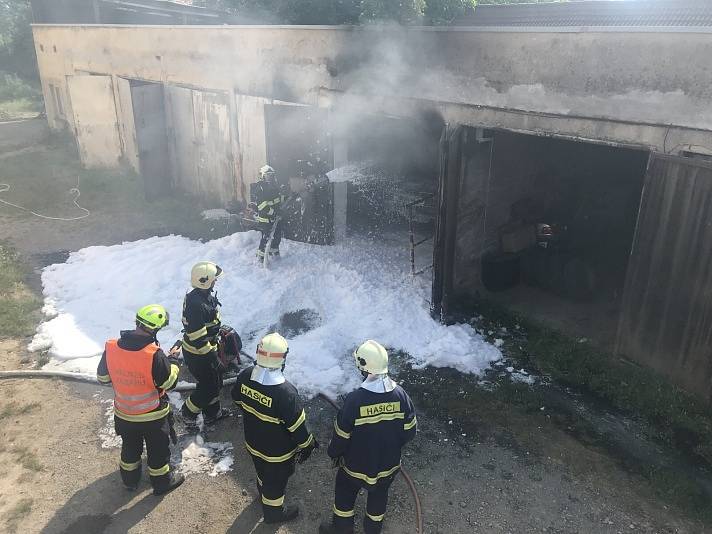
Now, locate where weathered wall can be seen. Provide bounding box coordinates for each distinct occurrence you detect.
[235,94,267,197]
[113,76,140,172]
[66,74,123,168]
[33,25,712,152]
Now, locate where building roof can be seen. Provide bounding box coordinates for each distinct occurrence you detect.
[459,0,712,28]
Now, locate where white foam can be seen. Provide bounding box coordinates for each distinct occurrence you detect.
[32,232,501,398]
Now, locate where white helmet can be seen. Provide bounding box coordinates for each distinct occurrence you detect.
[256,332,289,369]
[354,340,388,375]
[259,165,276,181]
[191,261,222,289]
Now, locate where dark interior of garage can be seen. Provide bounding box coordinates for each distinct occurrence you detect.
[470,130,649,348]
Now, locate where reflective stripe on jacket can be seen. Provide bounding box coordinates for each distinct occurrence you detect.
[105,339,162,418]
[181,289,221,356]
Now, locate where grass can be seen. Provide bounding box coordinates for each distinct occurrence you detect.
[0,401,41,421]
[0,143,206,235]
[5,497,33,533]
[12,446,43,472]
[0,73,42,121]
[451,298,712,523]
[0,243,41,338]
[0,97,42,121]
[463,298,712,463]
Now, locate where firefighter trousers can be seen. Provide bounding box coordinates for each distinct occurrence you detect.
[251,455,295,521]
[115,415,173,491]
[182,352,221,419]
[258,220,283,254]
[332,468,394,534]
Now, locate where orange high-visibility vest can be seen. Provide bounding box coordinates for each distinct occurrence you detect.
[105,339,161,415]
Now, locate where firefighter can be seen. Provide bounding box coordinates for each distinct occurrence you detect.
[180,261,230,426]
[319,340,418,534]
[231,332,318,524]
[96,304,184,495]
[251,164,285,261]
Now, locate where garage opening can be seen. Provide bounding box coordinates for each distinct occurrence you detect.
[328,111,443,276]
[447,128,649,350]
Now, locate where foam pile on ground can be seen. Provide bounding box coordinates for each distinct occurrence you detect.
[95,394,122,449]
[31,231,501,397]
[177,435,234,477]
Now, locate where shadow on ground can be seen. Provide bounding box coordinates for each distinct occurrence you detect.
[40,472,162,534]
[225,497,281,534]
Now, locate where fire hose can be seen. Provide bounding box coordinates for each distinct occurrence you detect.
[317,392,424,534]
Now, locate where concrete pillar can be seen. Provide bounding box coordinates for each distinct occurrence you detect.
[332,136,348,241]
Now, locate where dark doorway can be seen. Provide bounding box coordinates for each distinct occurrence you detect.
[437,126,649,350]
[263,104,333,244]
[130,80,170,201]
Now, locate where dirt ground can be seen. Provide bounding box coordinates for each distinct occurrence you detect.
[1,339,706,534]
[0,145,708,533]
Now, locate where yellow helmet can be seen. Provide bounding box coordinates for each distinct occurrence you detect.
[256,332,289,369]
[191,261,222,289]
[354,340,389,375]
[135,304,169,332]
[259,165,276,181]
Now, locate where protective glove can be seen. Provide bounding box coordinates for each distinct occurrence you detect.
[331,456,342,469]
[296,437,319,464]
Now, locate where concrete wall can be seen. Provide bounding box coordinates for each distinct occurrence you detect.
[33,25,712,151]
[31,24,712,204]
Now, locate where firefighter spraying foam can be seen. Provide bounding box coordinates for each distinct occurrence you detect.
[96,304,185,495]
[250,164,288,262]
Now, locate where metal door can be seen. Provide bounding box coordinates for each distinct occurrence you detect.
[617,154,712,400]
[130,81,170,200]
[192,91,234,205]
[67,75,122,168]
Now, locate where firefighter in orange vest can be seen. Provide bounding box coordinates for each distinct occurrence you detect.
[97,304,185,495]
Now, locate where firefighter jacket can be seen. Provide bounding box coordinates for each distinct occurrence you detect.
[181,288,221,356]
[97,330,179,422]
[327,379,417,486]
[252,181,284,224]
[231,365,315,463]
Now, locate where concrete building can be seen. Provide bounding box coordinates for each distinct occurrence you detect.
[31,5,712,400]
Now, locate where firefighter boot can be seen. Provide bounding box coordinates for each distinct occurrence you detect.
[153,471,185,496]
[319,519,354,534]
[120,463,141,491]
[204,407,233,426]
[179,403,200,433]
[263,504,299,524]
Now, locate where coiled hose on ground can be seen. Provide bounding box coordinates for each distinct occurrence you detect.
[317,392,424,534]
[0,368,424,533]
